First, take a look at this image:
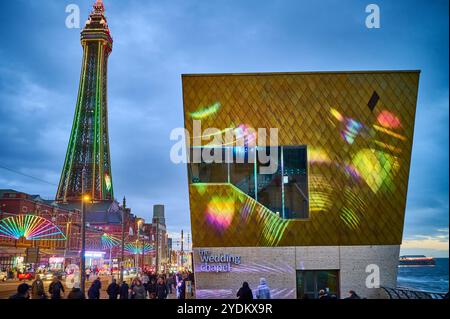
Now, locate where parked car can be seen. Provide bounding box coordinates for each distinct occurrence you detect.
[18,271,35,281]
[42,271,55,281]
[43,270,66,281]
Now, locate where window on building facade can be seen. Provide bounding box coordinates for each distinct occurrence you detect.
[282,147,309,219]
[188,146,309,220]
[296,270,339,299]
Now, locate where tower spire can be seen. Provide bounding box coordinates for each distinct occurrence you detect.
[93,0,105,13]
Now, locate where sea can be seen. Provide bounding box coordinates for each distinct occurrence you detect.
[397,258,449,293]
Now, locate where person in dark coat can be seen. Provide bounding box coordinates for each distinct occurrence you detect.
[49,276,65,299]
[147,278,157,299]
[87,277,102,299]
[67,282,85,299]
[344,290,361,299]
[236,282,253,300]
[107,279,120,299]
[31,275,46,299]
[156,277,168,299]
[178,274,187,300]
[9,283,30,299]
[131,278,147,299]
[166,274,174,294]
[318,289,331,299]
[119,281,129,300]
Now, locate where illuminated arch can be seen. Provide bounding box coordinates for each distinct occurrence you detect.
[124,242,154,254]
[101,233,121,249]
[0,214,66,240]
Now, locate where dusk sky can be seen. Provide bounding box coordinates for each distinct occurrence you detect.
[0,0,448,256]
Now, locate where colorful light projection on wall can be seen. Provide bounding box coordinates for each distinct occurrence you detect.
[308,147,331,164]
[339,188,365,230]
[340,207,360,230]
[104,173,112,191]
[192,123,257,148]
[233,124,257,145]
[124,242,154,254]
[195,184,290,245]
[352,149,400,193]
[330,108,365,144]
[308,175,333,213]
[205,196,235,231]
[0,215,66,240]
[373,125,406,141]
[343,164,361,181]
[257,205,290,246]
[373,141,402,154]
[101,233,121,249]
[377,110,402,129]
[232,186,290,246]
[189,102,221,119]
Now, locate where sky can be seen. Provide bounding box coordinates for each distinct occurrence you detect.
[0,0,448,256]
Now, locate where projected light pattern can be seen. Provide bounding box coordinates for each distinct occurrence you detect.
[330,108,364,144]
[344,164,361,180]
[189,102,221,119]
[258,205,290,246]
[193,184,290,246]
[352,149,400,193]
[234,124,257,145]
[205,197,235,231]
[377,110,401,129]
[231,260,295,275]
[193,123,257,148]
[373,125,406,141]
[340,207,360,230]
[230,185,289,246]
[309,175,333,213]
[101,233,121,249]
[195,288,296,299]
[308,147,331,164]
[0,215,66,240]
[374,140,402,154]
[341,119,363,144]
[124,242,154,254]
[240,197,257,224]
[344,188,366,212]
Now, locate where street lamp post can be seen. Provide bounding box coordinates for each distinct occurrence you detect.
[63,213,72,268]
[181,229,184,269]
[140,223,145,271]
[155,222,159,274]
[79,168,91,295]
[120,197,126,283]
[135,239,139,269]
[137,219,143,271]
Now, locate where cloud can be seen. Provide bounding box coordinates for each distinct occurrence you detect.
[402,229,449,253]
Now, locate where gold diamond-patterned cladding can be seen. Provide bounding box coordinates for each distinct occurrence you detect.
[182,71,420,247]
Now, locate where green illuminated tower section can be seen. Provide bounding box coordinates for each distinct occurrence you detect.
[56,0,113,202]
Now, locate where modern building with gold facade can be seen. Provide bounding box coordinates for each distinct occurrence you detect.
[182,70,420,299]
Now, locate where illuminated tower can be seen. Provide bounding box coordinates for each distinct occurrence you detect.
[56,0,114,202]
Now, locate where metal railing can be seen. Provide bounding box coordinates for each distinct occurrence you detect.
[381,286,447,299]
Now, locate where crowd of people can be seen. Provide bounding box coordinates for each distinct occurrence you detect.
[9,272,366,300]
[235,278,362,300]
[8,270,195,300]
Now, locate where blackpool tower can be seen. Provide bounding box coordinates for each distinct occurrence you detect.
[56,0,114,202]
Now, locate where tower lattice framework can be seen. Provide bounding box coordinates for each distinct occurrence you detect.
[56,0,114,202]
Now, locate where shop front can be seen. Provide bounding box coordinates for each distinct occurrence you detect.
[85,251,106,268]
[49,257,65,271]
[193,246,398,299]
